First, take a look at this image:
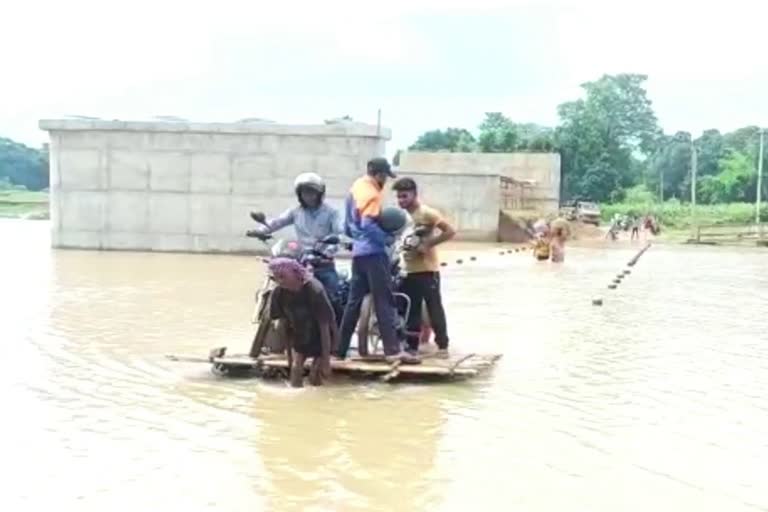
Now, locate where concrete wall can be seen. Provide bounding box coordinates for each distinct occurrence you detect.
[398,151,561,212]
[384,172,501,241]
[40,119,390,252]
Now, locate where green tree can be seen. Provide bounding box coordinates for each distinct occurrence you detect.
[475,114,556,152]
[694,129,725,177]
[716,151,754,202]
[623,183,657,204]
[409,128,476,152]
[408,116,555,156]
[695,126,764,204]
[477,113,518,152]
[723,126,760,156]
[515,123,555,151]
[556,74,661,202]
[697,151,755,204]
[0,137,49,191]
[648,132,692,200]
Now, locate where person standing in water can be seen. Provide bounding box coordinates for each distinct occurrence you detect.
[531,219,551,261]
[267,257,336,387]
[549,217,570,263]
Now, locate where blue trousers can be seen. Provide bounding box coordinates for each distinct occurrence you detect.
[337,253,399,358]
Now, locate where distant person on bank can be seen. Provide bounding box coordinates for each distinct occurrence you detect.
[631,216,641,241]
[392,177,456,357]
[336,158,419,364]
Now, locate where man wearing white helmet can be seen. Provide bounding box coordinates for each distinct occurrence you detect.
[249,172,344,310]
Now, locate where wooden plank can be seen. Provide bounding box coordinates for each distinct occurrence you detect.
[254,358,480,375]
[166,354,260,367]
[449,353,477,375]
[381,361,402,382]
[167,352,500,378]
[165,354,212,364]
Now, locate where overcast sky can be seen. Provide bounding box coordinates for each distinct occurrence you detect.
[2,0,766,156]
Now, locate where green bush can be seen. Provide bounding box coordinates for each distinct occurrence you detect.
[602,200,766,229]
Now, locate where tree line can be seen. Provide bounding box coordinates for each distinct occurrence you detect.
[0,138,49,191]
[400,73,766,205]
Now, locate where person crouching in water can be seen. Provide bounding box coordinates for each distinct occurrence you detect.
[267,257,337,387]
[392,177,456,357]
[549,217,570,263]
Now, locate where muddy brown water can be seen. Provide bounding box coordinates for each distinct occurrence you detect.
[3,219,768,511]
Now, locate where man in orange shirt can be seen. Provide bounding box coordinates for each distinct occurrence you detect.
[337,158,418,363]
[392,177,456,357]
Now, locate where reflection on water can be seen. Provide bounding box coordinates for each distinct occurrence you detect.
[2,219,768,511]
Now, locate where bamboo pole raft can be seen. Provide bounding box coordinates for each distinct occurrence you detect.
[166,349,502,382]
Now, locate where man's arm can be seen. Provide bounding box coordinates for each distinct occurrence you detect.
[329,207,344,236]
[423,211,456,249]
[319,207,344,258]
[352,182,388,245]
[262,208,295,234]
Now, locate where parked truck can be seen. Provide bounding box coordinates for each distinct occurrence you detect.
[560,200,601,226]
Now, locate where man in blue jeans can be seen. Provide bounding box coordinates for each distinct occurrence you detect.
[337,158,420,364]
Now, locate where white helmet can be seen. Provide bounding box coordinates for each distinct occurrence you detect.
[294,172,325,193]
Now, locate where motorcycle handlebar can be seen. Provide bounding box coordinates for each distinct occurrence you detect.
[245,230,272,242]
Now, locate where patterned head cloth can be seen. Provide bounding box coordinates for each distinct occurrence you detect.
[268,257,309,285]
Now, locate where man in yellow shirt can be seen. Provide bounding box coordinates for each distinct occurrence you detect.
[392,178,456,357]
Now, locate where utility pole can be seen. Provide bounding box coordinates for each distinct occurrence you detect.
[659,168,664,202]
[691,142,698,236]
[757,127,764,230]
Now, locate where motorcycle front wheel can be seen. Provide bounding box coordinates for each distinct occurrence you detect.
[249,290,274,357]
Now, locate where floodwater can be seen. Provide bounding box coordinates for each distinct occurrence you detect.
[3,219,768,512]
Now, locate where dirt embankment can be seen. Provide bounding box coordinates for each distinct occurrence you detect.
[569,222,603,240]
[498,210,604,243]
[498,211,536,243]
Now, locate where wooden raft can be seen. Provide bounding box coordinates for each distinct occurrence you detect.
[166,350,502,381]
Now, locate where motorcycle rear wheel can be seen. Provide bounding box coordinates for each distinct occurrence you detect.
[357,295,376,355]
[249,290,277,357]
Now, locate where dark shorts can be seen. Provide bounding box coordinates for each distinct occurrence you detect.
[292,323,322,357]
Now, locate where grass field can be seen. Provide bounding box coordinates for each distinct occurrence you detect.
[602,201,766,229]
[0,190,49,219]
